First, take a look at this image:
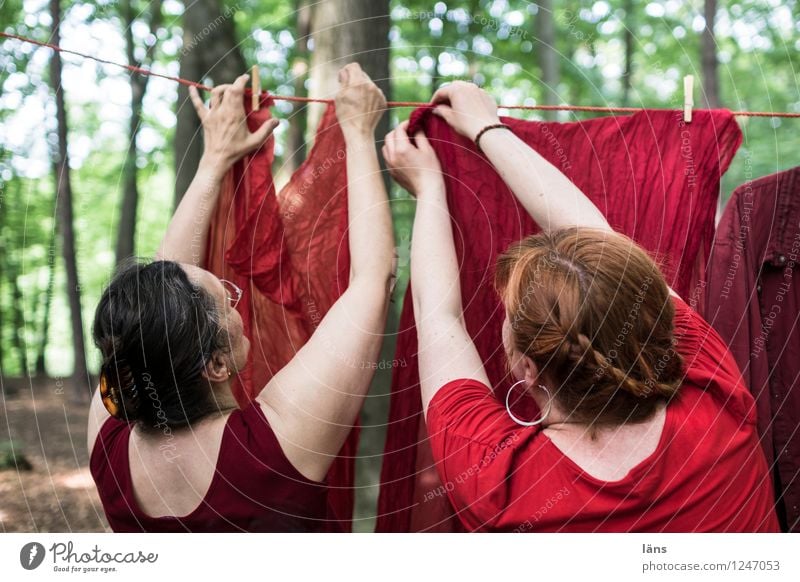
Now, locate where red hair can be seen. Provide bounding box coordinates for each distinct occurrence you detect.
[495,228,683,426]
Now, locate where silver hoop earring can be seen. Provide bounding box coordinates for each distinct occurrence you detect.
[505,380,552,427]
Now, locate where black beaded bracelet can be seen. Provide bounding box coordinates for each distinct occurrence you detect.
[474,123,511,153]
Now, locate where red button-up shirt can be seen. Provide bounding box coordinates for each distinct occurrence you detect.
[705,166,800,532]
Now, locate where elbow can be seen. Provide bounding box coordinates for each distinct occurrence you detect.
[349,254,397,296]
[412,292,465,327]
[348,267,395,307]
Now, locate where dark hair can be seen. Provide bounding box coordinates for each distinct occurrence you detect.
[495,228,684,427]
[92,260,229,430]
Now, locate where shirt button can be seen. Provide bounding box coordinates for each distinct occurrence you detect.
[777,254,787,265]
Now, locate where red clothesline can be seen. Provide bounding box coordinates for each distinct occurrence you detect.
[3,30,799,118]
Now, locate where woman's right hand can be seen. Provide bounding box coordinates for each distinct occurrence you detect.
[189,74,279,175]
[335,63,386,138]
[431,81,501,141]
[383,121,444,197]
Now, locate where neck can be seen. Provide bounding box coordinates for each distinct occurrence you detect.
[210,379,240,413]
[529,386,579,429]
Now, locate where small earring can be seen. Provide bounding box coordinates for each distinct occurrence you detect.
[505,380,551,427]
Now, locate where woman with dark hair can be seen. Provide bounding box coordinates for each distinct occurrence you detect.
[382,82,779,532]
[88,64,394,532]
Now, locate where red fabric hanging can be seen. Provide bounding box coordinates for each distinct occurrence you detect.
[704,166,800,532]
[204,95,355,531]
[376,107,743,532]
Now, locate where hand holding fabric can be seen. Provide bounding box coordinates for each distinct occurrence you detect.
[334,63,386,138]
[383,121,444,197]
[189,74,279,174]
[431,81,501,141]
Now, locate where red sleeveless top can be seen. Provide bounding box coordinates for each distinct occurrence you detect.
[90,401,330,532]
[426,298,780,532]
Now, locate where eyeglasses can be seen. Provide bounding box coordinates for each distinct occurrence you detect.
[220,279,243,310]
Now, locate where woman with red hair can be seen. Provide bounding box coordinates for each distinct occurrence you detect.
[383,82,778,532]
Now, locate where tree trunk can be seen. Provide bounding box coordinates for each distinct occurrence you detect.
[35,230,57,376]
[308,0,391,141]
[116,0,163,264]
[1,183,28,378]
[0,196,6,380]
[0,274,4,379]
[8,267,29,376]
[174,0,246,206]
[285,0,312,174]
[535,0,559,120]
[622,0,634,106]
[702,0,720,108]
[308,0,391,526]
[49,0,89,400]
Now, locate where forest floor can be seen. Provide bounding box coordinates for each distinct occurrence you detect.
[0,377,108,532]
[0,375,388,533]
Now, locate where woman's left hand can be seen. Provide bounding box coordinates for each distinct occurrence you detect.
[383,121,444,197]
[335,63,387,138]
[189,74,279,173]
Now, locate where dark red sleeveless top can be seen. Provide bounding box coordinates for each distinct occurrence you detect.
[90,401,330,532]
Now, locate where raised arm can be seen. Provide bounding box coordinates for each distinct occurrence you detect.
[431,82,683,299]
[430,81,610,234]
[88,75,277,451]
[156,74,278,264]
[256,64,395,482]
[383,122,490,414]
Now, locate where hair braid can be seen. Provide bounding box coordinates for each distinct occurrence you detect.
[496,228,684,427]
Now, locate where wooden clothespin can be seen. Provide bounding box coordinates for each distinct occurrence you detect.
[251,64,261,111]
[683,75,694,123]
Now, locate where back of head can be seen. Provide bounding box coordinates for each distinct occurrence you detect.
[495,227,684,427]
[92,260,227,431]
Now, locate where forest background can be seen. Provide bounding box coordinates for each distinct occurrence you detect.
[0,0,797,530]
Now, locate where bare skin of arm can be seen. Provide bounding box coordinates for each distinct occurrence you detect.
[255,64,396,481]
[157,75,278,265]
[383,121,489,414]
